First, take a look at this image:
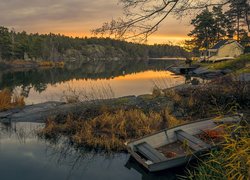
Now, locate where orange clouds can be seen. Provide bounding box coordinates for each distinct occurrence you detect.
[0,0,193,44]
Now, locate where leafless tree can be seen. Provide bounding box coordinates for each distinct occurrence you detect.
[92,0,233,41]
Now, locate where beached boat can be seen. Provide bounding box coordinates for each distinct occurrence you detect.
[126,115,242,172]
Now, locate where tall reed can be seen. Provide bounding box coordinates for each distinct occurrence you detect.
[183,120,250,180]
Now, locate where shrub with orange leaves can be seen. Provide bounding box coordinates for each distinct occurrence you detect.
[0,89,25,111]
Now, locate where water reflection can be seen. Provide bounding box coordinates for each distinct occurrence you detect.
[0,60,185,104]
[0,122,185,180]
[0,122,139,180]
[0,60,177,89]
[125,157,184,180]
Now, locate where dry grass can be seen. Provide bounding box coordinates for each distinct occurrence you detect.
[0,89,25,111]
[204,54,250,73]
[10,60,33,65]
[164,89,182,103]
[164,75,249,119]
[152,86,162,97]
[38,61,64,67]
[183,120,250,180]
[39,108,184,152]
[163,108,183,128]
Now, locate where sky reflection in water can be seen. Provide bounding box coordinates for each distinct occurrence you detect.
[22,70,184,104]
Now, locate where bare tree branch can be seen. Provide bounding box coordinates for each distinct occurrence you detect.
[92,0,232,41]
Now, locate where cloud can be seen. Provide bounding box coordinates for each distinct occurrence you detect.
[0,0,191,42]
[0,0,121,34]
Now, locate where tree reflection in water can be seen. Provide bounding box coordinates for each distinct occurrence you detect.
[0,60,179,95]
[0,122,187,180]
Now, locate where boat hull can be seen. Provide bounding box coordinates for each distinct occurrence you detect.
[126,115,241,172]
[128,147,209,172]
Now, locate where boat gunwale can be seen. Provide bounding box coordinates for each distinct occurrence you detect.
[127,115,241,146]
[126,115,242,172]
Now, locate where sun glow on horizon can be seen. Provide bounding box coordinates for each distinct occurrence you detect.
[47,31,190,45]
[7,24,190,45]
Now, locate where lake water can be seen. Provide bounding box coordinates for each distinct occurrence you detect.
[0,60,185,104]
[0,60,187,179]
[0,122,184,180]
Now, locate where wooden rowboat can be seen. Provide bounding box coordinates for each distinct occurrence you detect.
[126,115,242,172]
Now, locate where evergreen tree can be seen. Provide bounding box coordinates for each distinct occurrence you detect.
[0,27,12,60]
[0,26,187,61]
[187,2,249,53]
[226,0,249,41]
[13,31,29,59]
[188,9,217,50]
[212,6,227,40]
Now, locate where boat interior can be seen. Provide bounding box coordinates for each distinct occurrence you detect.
[133,129,215,164]
[128,118,235,164]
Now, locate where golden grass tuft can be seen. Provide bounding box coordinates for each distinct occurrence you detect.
[0,89,25,111]
[163,108,184,128]
[219,123,250,179]
[164,89,182,104]
[152,86,162,97]
[39,108,184,152]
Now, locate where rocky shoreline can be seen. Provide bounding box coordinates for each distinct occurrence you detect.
[1,71,249,124]
[0,94,181,123]
[169,66,232,79]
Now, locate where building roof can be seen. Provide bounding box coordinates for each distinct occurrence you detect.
[211,40,229,49]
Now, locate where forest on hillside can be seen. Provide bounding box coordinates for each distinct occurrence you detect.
[0,27,188,62]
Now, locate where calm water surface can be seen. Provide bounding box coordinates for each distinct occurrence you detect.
[0,60,187,179]
[0,122,183,180]
[0,60,185,104]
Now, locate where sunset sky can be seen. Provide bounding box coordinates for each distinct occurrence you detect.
[0,0,193,44]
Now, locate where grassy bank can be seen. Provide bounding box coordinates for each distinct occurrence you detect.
[39,108,184,152]
[2,60,65,68]
[201,54,250,73]
[39,74,249,152]
[37,70,249,179]
[164,75,249,119]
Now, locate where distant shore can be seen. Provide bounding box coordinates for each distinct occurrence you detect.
[149,57,186,61]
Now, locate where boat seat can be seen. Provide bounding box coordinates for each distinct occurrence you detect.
[175,130,211,151]
[135,142,167,163]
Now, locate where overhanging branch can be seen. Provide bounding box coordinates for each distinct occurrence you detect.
[92,0,234,41]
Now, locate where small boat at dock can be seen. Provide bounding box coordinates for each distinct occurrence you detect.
[126,115,242,172]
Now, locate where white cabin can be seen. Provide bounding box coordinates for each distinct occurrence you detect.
[200,40,244,62]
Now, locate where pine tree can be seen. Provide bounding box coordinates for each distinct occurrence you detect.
[226,0,249,41]
[212,6,227,40]
[0,27,12,60]
[188,9,217,49]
